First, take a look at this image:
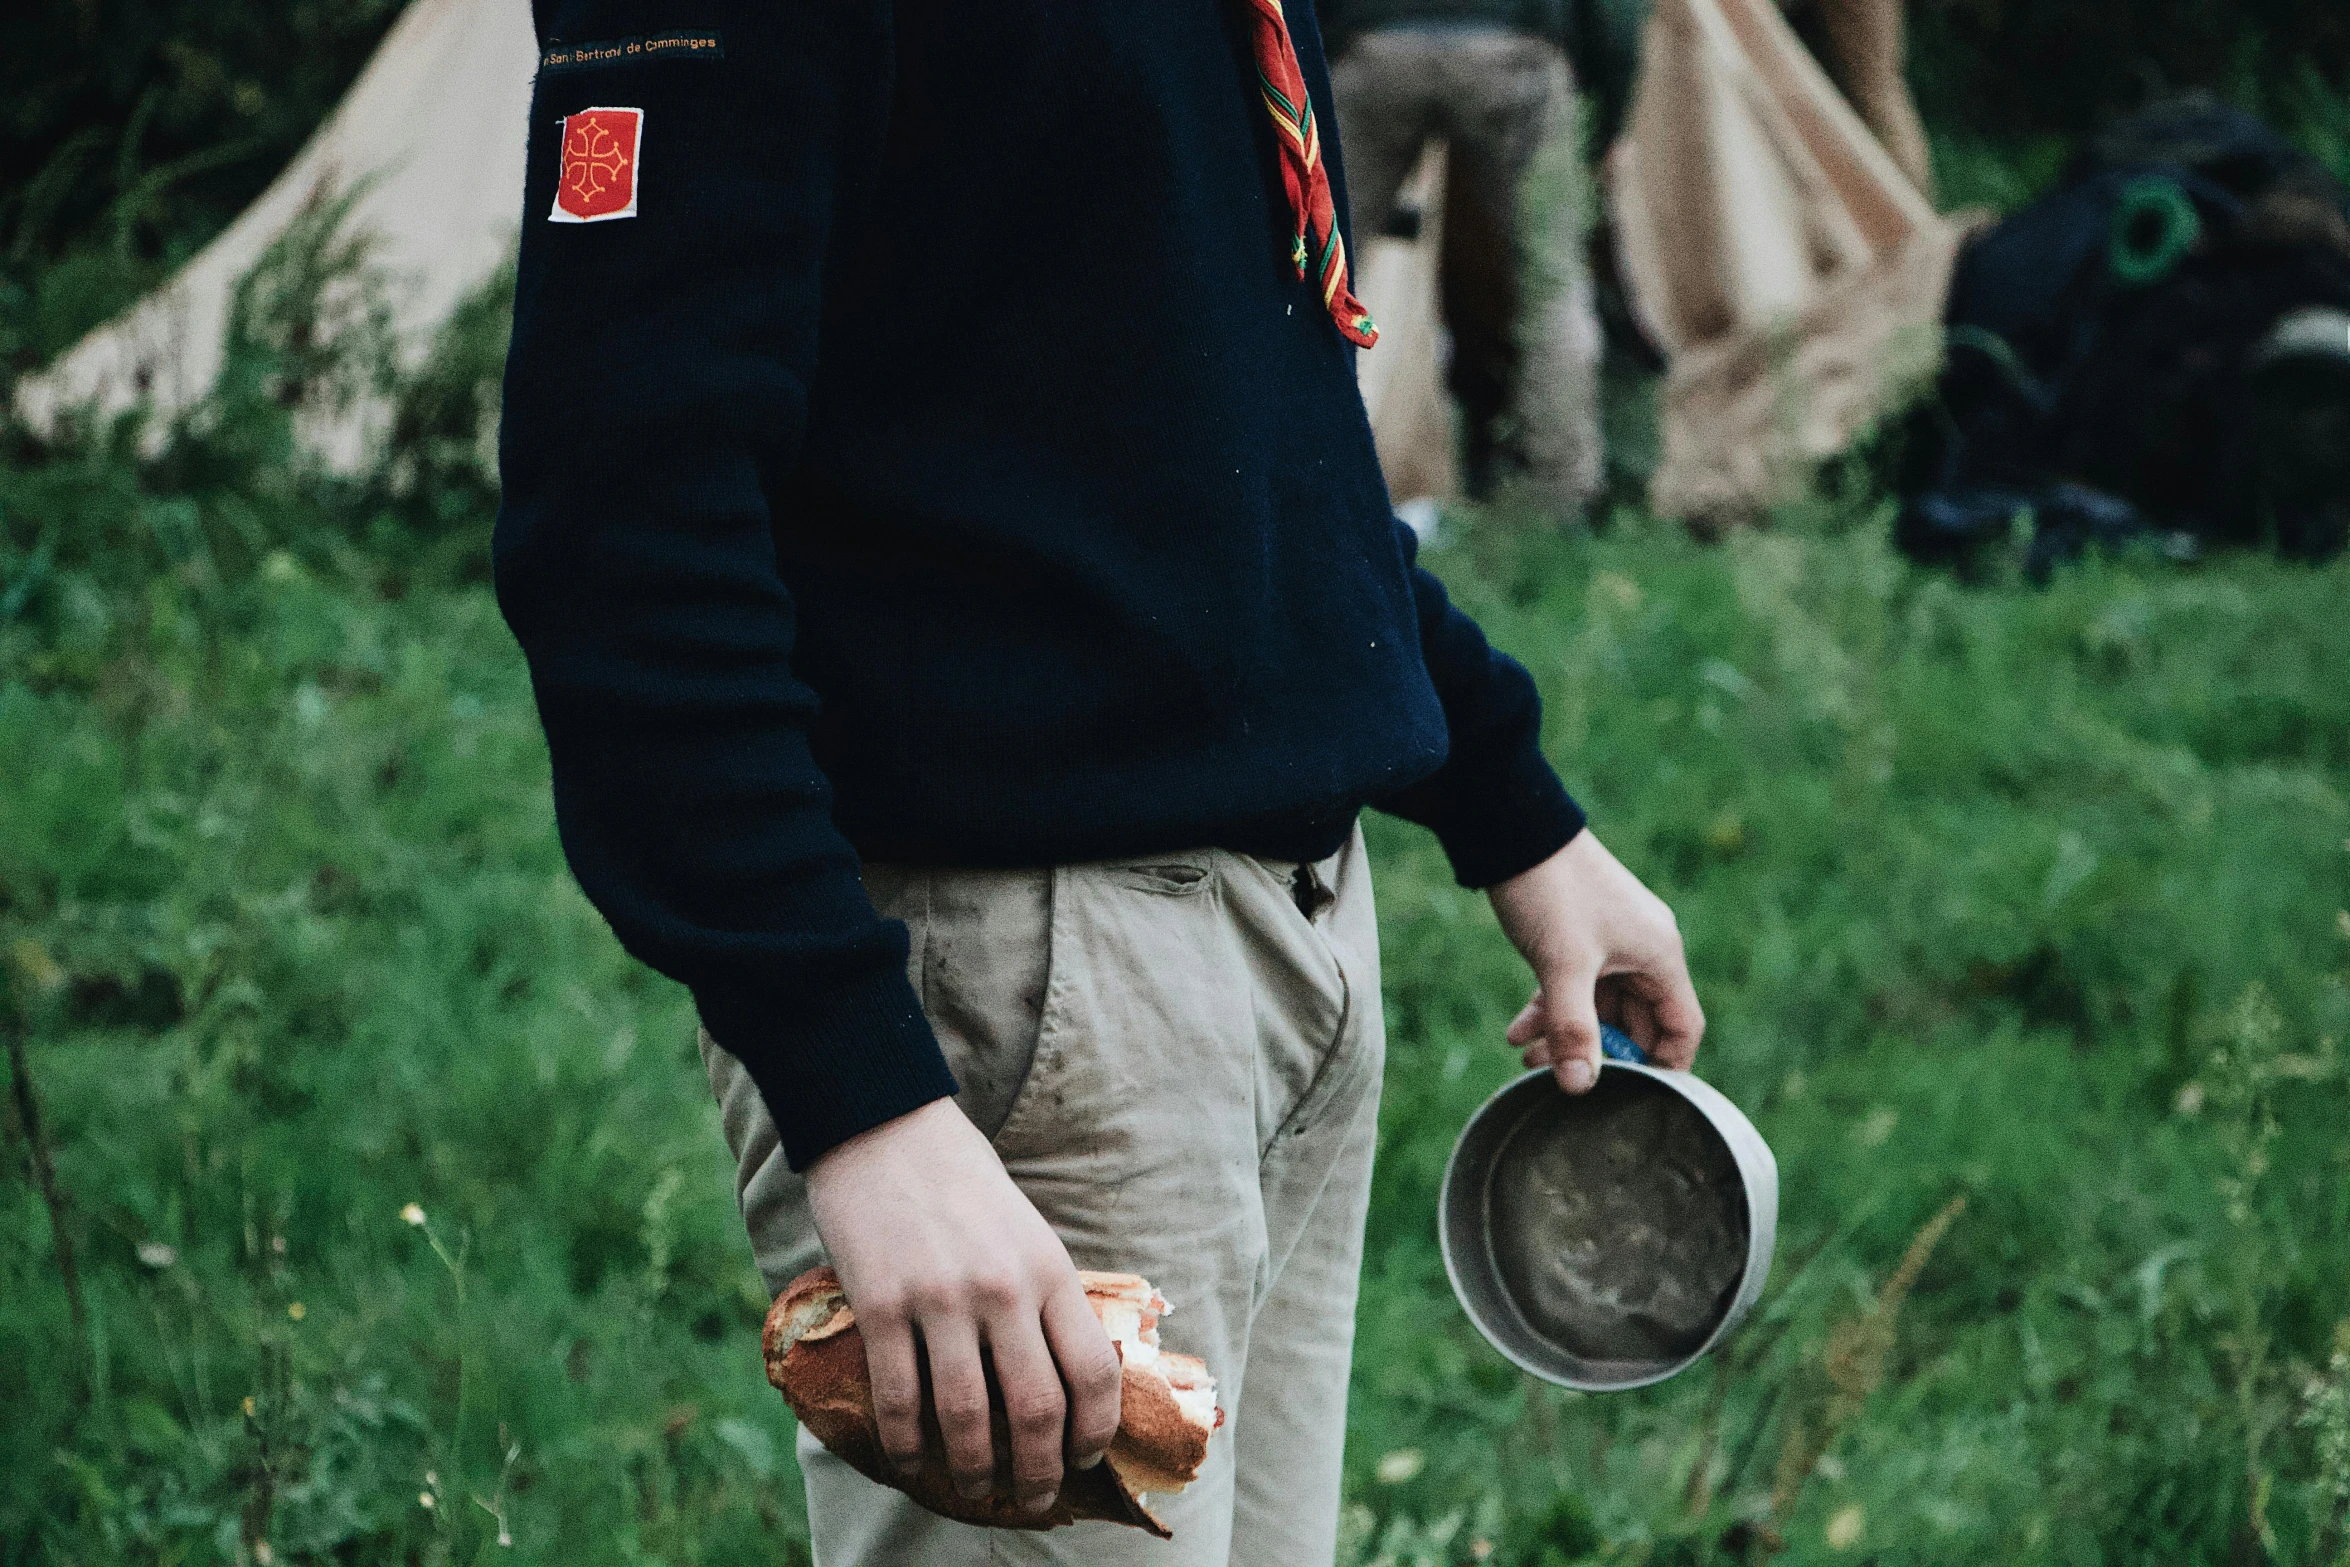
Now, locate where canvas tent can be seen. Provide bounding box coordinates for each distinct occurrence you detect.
[1606,0,1958,523]
[13,0,537,455]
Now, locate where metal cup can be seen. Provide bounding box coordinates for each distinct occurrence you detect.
[1439,1026,1778,1391]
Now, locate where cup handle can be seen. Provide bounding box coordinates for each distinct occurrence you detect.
[1599,1023,1650,1066]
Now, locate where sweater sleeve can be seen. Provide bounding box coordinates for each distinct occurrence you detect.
[494,0,955,1171]
[1373,517,1588,886]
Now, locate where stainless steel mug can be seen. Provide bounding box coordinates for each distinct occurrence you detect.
[1439,1025,1778,1391]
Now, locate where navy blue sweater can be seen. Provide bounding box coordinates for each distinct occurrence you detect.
[495,0,1585,1170]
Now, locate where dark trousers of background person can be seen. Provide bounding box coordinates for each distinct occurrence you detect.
[1333,24,1605,512]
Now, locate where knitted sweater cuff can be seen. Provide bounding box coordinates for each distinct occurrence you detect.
[1418,735,1589,889]
[698,968,958,1172]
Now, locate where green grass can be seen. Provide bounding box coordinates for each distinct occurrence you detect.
[5,243,2350,1567]
[6,439,2348,1562]
[1351,511,2350,1562]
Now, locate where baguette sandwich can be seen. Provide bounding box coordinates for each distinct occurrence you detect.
[764,1265,1222,1539]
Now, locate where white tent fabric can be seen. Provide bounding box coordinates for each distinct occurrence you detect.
[1607,0,1958,524]
[1354,146,1460,515]
[14,0,536,452]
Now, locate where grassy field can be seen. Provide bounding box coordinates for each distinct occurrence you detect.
[6,184,2350,1567]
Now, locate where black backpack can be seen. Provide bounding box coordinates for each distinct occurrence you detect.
[1899,96,2350,573]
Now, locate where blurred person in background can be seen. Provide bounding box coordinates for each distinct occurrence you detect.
[1322,0,1929,518]
[1325,0,1608,512]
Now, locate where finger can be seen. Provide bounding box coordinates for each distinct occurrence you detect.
[1042,1281,1123,1470]
[920,1315,998,1499]
[1595,978,1631,1037]
[860,1307,927,1476]
[986,1309,1069,1515]
[1505,993,1545,1047]
[1543,964,1604,1094]
[1645,963,1707,1071]
[1596,974,1654,1053]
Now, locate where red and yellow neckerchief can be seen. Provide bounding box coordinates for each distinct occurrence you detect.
[1236,0,1380,348]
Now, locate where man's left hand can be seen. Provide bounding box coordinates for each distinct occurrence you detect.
[1487,830,1704,1092]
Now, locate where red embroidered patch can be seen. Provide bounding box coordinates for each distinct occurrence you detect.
[551,107,642,223]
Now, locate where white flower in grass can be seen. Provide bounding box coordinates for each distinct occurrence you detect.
[1826,1505,1865,1550]
[401,1204,427,1226]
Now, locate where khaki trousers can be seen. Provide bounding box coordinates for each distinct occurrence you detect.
[701,827,1386,1566]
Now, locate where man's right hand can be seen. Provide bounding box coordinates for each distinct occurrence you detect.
[803,1097,1122,1517]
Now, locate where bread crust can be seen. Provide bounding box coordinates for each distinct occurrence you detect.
[762,1266,1221,1539]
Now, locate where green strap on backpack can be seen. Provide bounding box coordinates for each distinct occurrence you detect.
[2108,175,2203,287]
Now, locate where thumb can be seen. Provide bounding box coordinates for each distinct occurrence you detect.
[1543,967,1604,1096]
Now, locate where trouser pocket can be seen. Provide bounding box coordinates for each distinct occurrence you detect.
[989,850,1256,1174]
[866,863,1056,1145]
